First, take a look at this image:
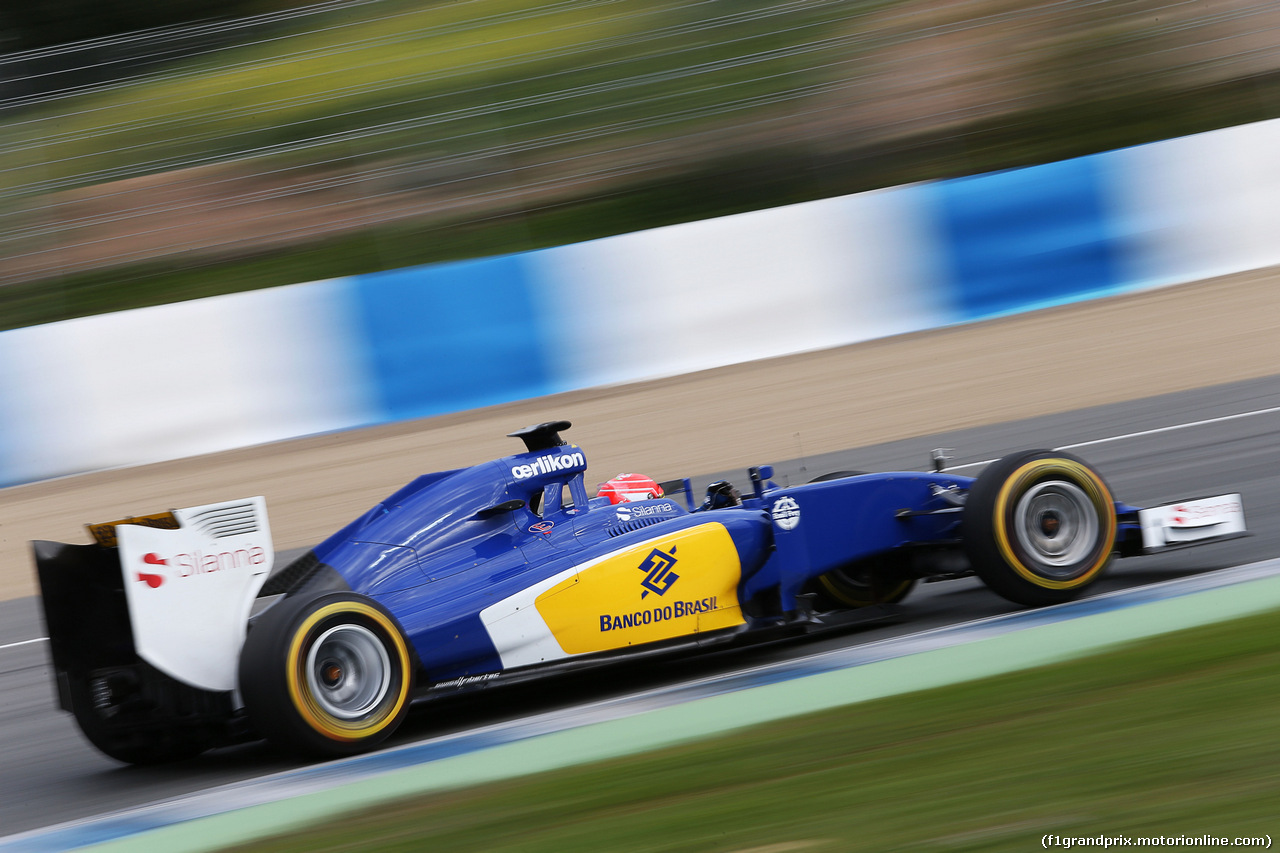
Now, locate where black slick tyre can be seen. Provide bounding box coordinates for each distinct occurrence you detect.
[808,470,867,483]
[964,450,1117,607]
[66,676,210,765]
[239,592,415,757]
[813,556,916,608]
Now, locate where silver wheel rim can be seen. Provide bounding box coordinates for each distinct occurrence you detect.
[305,624,391,720]
[1013,480,1098,577]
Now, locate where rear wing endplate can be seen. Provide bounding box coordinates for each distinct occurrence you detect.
[114,497,274,691]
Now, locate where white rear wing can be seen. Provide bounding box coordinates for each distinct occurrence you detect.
[116,498,273,692]
[1138,493,1246,553]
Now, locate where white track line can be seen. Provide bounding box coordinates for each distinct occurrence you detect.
[945,403,1280,471]
[1,638,47,651]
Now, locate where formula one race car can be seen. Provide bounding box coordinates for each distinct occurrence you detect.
[33,421,1246,764]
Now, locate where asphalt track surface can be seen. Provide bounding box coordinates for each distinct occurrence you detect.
[3,373,1280,840]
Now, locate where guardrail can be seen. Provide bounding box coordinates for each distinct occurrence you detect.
[1,117,1276,486]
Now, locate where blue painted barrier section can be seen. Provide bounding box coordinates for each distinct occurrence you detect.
[931,155,1125,321]
[350,254,556,423]
[0,118,1277,485]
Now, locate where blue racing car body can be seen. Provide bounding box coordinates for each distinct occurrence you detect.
[310,426,957,685]
[33,420,1246,762]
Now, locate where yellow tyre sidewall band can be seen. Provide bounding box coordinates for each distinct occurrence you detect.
[818,573,913,607]
[992,459,1116,589]
[285,601,412,743]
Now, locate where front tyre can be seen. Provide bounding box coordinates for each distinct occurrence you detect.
[964,450,1116,607]
[813,556,916,609]
[239,592,414,757]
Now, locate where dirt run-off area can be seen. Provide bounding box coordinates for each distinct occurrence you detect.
[2,265,1278,601]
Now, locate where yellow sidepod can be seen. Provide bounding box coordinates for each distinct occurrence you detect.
[535,522,745,654]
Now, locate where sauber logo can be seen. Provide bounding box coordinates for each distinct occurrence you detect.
[1170,500,1242,527]
[511,451,585,480]
[638,546,679,598]
[530,521,555,535]
[138,553,167,588]
[135,545,268,588]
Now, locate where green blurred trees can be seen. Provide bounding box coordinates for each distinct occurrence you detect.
[0,0,303,52]
[1,0,1277,331]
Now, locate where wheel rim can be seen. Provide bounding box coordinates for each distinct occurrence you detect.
[1013,479,1099,576]
[305,624,391,721]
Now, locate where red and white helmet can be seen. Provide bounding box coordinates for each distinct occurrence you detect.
[597,473,664,504]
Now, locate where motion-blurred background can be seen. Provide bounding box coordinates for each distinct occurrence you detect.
[2,0,1278,489]
[2,0,1277,327]
[3,8,1280,848]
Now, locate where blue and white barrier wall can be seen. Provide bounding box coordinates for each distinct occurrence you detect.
[1,119,1277,485]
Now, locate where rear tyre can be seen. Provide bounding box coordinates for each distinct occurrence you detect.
[806,471,915,608]
[964,450,1116,607]
[808,470,867,482]
[67,676,210,764]
[239,592,414,757]
[813,556,916,608]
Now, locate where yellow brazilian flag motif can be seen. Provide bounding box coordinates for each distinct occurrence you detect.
[535,522,744,654]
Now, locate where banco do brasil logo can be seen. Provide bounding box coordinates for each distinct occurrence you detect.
[638,546,679,598]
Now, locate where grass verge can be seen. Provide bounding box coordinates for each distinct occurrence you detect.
[226,607,1280,852]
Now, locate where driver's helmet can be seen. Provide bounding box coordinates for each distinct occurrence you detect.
[598,473,664,504]
[702,480,742,509]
